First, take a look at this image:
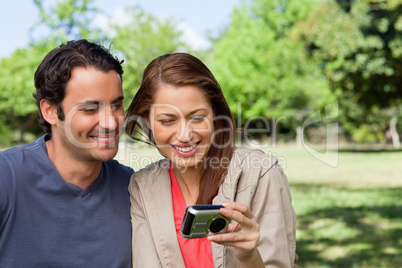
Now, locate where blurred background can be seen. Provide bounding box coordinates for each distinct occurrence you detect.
[1,0,401,267]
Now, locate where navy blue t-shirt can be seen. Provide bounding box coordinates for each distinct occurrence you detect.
[0,136,134,267]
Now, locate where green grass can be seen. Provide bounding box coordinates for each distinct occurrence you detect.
[116,143,402,267]
[262,145,402,267]
[292,186,401,267]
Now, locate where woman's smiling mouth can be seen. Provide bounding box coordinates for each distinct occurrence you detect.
[171,142,200,156]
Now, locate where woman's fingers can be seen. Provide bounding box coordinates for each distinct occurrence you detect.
[225,222,241,233]
[208,202,260,250]
[222,202,255,220]
[220,202,258,233]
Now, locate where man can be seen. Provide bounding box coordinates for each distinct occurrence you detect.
[0,40,133,267]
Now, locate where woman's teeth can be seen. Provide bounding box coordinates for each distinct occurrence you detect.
[173,143,197,152]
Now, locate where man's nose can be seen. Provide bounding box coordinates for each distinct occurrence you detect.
[99,106,119,130]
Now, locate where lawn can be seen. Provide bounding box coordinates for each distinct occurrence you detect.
[275,145,402,267]
[117,142,402,267]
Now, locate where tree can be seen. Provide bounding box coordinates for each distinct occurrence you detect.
[0,44,54,144]
[298,0,402,146]
[31,0,104,43]
[211,0,332,144]
[0,0,102,145]
[109,7,187,108]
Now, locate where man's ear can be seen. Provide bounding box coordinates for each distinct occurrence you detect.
[40,99,58,125]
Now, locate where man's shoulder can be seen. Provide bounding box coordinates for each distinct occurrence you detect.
[103,159,134,176]
[0,137,46,207]
[0,136,45,157]
[0,136,46,169]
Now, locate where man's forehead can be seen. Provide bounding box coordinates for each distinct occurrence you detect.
[75,96,124,106]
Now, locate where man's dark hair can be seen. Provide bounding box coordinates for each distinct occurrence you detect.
[33,39,124,136]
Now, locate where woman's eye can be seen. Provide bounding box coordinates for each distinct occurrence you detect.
[160,120,174,125]
[191,116,205,122]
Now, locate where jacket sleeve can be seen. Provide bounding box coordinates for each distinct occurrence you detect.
[251,160,297,268]
[128,173,162,268]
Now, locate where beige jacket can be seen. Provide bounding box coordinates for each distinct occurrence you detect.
[129,147,297,267]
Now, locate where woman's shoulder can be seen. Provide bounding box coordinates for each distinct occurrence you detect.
[131,158,170,183]
[232,146,279,172]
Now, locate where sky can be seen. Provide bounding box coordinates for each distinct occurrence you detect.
[0,0,242,59]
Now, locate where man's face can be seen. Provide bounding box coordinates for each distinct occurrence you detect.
[51,67,125,162]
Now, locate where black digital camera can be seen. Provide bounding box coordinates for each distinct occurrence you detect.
[180,205,229,239]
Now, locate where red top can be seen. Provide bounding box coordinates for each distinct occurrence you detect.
[170,165,214,268]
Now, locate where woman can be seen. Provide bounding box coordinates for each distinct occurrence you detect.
[126,53,297,267]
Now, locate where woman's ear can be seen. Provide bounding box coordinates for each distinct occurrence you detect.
[145,116,151,130]
[40,99,58,126]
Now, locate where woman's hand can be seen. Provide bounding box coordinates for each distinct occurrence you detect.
[207,202,264,267]
[294,253,299,268]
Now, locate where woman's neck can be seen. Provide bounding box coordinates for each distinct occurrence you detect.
[172,165,202,206]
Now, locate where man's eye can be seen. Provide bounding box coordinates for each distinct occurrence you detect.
[82,106,98,113]
[111,103,123,111]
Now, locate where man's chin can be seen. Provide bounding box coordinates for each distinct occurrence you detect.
[95,147,119,162]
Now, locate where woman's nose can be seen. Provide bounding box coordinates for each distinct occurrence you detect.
[176,121,193,142]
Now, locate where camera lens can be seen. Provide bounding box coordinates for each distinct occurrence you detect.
[209,218,227,233]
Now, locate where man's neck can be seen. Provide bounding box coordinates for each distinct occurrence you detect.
[46,138,102,190]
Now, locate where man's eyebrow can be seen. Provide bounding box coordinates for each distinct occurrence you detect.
[77,101,100,107]
[77,96,124,107]
[112,96,124,103]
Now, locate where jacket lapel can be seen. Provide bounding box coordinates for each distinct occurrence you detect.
[136,159,186,268]
[211,148,245,268]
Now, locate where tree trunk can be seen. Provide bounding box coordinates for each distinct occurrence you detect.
[389,115,400,149]
[296,126,303,148]
[11,113,38,144]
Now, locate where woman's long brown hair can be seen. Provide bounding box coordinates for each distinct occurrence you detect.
[125,53,235,204]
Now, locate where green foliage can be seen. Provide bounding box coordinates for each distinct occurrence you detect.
[109,7,187,108]
[0,0,103,145]
[211,0,333,136]
[0,44,55,144]
[0,1,189,145]
[32,0,104,42]
[298,0,402,140]
[352,124,385,143]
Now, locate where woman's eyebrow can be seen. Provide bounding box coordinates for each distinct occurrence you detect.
[154,108,209,118]
[188,108,208,116]
[155,113,176,117]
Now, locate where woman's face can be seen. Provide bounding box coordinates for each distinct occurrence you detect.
[148,84,214,170]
